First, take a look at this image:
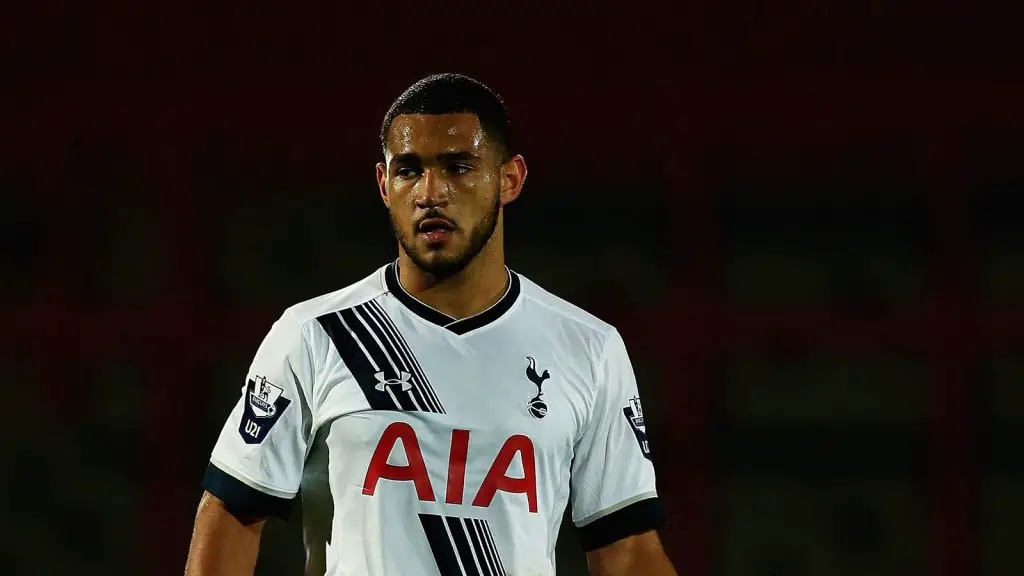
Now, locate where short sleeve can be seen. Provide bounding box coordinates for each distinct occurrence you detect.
[570,329,663,551]
[203,311,315,520]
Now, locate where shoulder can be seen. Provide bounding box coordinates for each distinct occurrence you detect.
[515,271,620,362]
[281,264,389,329]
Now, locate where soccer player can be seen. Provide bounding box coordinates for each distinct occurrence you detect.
[185,73,676,576]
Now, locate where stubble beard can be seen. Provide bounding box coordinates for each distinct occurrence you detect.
[391,191,501,280]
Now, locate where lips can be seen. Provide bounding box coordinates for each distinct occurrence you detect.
[416,217,456,244]
[417,217,456,233]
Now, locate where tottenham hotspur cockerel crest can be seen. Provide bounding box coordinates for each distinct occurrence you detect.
[525,356,551,419]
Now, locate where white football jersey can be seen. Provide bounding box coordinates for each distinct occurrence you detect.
[204,262,662,576]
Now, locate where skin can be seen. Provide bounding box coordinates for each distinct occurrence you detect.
[587,530,677,576]
[185,492,263,576]
[185,112,676,576]
[375,112,526,319]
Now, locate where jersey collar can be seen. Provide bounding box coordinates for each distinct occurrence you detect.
[385,261,521,335]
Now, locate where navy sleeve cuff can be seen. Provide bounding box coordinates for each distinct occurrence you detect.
[578,497,664,552]
[202,462,296,521]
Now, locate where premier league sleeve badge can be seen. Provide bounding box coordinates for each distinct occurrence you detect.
[238,375,292,444]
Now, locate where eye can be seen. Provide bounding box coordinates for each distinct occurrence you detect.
[396,167,420,179]
[450,164,472,175]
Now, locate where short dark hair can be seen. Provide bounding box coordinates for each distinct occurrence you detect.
[380,73,512,160]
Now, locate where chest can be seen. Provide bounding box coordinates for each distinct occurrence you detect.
[311,317,596,508]
[319,312,594,436]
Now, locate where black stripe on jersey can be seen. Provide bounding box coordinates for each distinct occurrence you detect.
[365,300,445,413]
[419,514,464,576]
[476,519,507,576]
[364,300,441,412]
[368,300,444,411]
[202,462,294,520]
[355,303,444,414]
[317,311,399,411]
[577,496,665,552]
[445,517,481,576]
[338,308,417,411]
[351,304,432,412]
[465,518,499,576]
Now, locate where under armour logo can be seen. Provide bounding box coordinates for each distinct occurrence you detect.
[374,371,412,392]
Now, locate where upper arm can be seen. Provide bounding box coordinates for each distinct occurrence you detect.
[586,530,675,576]
[570,329,664,551]
[203,311,317,521]
[194,490,267,531]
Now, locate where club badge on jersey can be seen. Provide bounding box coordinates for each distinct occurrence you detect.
[238,375,291,444]
[623,395,652,461]
[525,356,551,419]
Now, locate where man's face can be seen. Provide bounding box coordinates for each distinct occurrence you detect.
[378,113,504,278]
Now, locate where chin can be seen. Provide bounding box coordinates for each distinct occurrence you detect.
[409,247,473,278]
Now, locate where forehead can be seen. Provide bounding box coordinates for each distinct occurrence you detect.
[385,113,490,157]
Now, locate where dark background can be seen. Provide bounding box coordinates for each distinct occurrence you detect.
[3,2,1021,575]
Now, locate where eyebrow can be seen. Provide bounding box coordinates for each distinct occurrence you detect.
[391,151,481,165]
[437,151,480,163]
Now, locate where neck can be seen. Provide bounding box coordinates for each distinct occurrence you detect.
[397,235,508,320]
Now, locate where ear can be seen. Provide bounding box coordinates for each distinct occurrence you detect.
[376,162,390,208]
[499,154,528,206]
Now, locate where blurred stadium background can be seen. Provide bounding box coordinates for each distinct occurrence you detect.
[2,2,1020,575]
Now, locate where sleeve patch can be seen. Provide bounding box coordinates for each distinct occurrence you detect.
[238,375,292,444]
[623,396,651,461]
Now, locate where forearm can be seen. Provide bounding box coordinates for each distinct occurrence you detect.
[185,491,265,576]
[586,530,677,576]
[589,551,677,576]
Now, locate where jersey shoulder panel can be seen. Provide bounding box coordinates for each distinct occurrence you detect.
[515,271,617,338]
[514,272,620,380]
[283,265,389,327]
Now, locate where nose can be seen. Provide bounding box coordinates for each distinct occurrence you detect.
[413,168,451,209]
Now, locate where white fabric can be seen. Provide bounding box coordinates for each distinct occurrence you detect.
[207,264,659,575]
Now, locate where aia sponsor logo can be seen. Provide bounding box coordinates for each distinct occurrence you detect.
[362,422,539,513]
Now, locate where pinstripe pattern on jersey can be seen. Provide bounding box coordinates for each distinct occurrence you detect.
[419,514,507,576]
[317,302,444,413]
